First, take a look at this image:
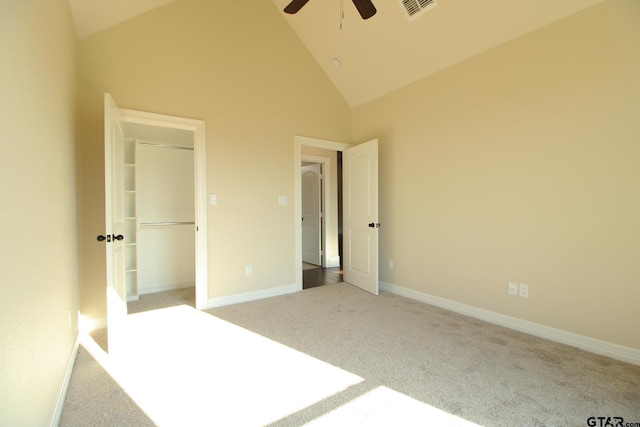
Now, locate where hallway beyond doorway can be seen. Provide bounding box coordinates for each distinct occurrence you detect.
[303,266,343,289]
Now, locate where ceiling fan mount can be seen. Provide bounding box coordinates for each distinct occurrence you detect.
[284,0,377,20]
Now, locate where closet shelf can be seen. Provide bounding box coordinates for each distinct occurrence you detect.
[137,139,194,151]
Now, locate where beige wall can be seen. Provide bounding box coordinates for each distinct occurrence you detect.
[76,0,351,318]
[353,0,640,350]
[0,0,78,424]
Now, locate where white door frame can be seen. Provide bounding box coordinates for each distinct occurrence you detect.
[295,136,350,291]
[121,108,208,309]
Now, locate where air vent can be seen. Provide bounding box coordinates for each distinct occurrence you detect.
[400,0,438,21]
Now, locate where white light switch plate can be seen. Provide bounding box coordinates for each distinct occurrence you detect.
[279,196,288,205]
[209,194,218,205]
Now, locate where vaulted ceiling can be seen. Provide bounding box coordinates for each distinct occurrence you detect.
[69,0,604,107]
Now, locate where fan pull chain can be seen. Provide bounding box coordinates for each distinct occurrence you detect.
[340,0,344,29]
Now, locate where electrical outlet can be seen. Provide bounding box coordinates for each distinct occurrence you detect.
[388,259,394,270]
[508,282,518,296]
[245,265,253,276]
[519,283,529,298]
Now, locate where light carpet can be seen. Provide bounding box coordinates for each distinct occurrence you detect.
[60,282,640,426]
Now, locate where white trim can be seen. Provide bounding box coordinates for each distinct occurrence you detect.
[120,108,204,130]
[193,122,208,310]
[205,284,298,309]
[295,136,351,291]
[380,281,640,366]
[120,108,208,310]
[296,135,351,152]
[138,281,194,296]
[48,333,80,427]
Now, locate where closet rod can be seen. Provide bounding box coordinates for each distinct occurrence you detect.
[140,221,195,227]
[137,139,194,151]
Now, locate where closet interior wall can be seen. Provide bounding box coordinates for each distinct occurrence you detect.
[122,123,195,301]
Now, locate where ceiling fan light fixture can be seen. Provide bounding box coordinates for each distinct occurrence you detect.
[352,0,377,20]
[283,0,376,20]
[284,0,310,14]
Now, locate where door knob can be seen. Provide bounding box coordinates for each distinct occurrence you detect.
[112,234,124,241]
[368,223,381,228]
[97,235,106,242]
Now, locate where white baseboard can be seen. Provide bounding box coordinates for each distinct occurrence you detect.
[380,281,640,366]
[138,281,194,296]
[206,283,298,309]
[49,333,80,427]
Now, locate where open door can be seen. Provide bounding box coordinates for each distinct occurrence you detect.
[301,163,322,266]
[104,93,128,356]
[343,139,379,295]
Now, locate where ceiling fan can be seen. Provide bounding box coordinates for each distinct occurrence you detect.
[284,0,377,20]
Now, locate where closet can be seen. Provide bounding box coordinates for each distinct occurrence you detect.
[122,123,195,302]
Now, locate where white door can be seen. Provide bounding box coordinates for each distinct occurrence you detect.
[104,93,128,356]
[343,139,379,295]
[301,163,322,266]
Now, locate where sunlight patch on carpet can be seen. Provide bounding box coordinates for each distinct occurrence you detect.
[100,305,363,426]
[305,386,482,426]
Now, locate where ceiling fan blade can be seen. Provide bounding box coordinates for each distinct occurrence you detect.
[284,0,311,14]
[352,0,377,19]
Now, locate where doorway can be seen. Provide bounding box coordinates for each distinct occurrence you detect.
[295,135,379,295]
[301,151,343,289]
[123,122,197,313]
[105,95,208,315]
[295,136,350,290]
[104,94,208,356]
